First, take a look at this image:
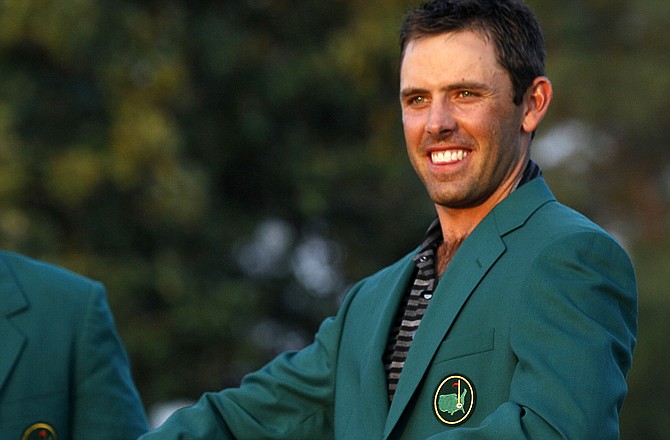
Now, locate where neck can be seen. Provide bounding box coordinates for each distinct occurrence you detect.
[434,165,526,276]
[435,236,467,277]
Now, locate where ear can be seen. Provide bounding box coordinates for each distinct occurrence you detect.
[521,76,552,134]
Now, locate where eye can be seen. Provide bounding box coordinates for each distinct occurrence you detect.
[410,95,427,105]
[458,90,475,98]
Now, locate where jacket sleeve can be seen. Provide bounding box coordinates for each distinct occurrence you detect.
[428,230,638,440]
[139,282,359,440]
[71,282,149,439]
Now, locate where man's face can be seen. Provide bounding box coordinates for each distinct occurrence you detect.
[400,30,530,210]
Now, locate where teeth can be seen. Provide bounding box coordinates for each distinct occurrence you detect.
[431,150,468,164]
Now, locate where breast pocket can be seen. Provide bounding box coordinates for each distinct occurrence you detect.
[433,328,495,364]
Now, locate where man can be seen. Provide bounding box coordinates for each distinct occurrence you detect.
[0,250,149,439]
[140,0,637,438]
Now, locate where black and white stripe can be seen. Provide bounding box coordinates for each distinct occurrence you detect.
[383,218,441,402]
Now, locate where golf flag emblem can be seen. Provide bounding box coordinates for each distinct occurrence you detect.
[21,422,57,440]
[433,374,475,425]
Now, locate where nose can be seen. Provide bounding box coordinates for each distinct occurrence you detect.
[426,100,457,137]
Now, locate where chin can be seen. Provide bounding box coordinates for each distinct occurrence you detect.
[430,191,489,210]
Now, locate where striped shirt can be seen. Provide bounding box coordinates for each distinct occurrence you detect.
[382,217,442,402]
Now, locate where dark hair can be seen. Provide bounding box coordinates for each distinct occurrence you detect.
[399,0,546,105]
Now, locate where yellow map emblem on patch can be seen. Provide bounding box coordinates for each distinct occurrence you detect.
[22,422,57,440]
[433,374,475,425]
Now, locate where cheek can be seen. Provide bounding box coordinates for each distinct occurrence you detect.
[472,108,518,145]
[402,113,425,143]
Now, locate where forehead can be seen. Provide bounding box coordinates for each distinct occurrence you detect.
[400,30,505,87]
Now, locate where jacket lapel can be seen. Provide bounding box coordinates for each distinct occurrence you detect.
[383,178,556,437]
[0,254,28,395]
[359,254,418,433]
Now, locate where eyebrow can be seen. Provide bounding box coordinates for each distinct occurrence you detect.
[400,81,492,98]
[399,87,428,99]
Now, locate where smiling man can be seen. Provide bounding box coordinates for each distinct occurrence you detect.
[140,1,637,439]
[399,29,550,269]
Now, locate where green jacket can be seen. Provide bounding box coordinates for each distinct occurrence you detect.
[0,251,149,439]
[142,177,637,439]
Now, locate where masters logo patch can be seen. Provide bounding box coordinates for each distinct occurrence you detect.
[433,374,475,425]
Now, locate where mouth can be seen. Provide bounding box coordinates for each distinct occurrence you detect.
[430,149,469,165]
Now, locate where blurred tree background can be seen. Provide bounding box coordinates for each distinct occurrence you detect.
[0,0,667,437]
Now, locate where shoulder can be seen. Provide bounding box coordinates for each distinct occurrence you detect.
[529,198,625,255]
[507,197,636,300]
[0,250,104,314]
[498,178,624,248]
[492,180,635,285]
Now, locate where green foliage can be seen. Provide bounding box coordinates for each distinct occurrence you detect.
[0,0,667,437]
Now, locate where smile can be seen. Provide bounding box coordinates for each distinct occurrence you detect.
[431,149,469,164]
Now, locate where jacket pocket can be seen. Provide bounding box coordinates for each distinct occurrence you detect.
[433,328,495,364]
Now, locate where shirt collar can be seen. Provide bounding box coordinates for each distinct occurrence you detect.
[412,217,442,263]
